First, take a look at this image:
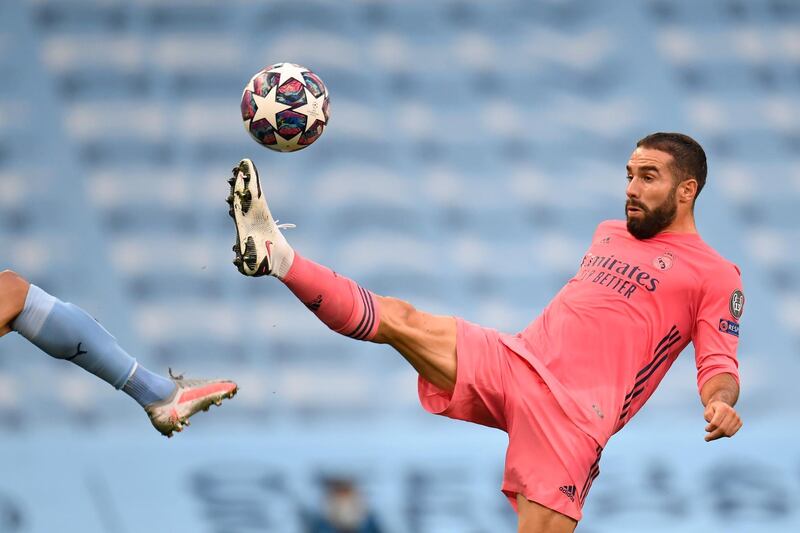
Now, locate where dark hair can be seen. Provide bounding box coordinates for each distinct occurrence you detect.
[636,132,707,201]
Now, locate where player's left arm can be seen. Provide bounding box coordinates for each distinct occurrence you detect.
[700,372,741,442]
[692,262,745,443]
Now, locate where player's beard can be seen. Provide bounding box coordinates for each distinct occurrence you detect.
[626,187,678,240]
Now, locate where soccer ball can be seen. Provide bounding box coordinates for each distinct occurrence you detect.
[240,62,330,153]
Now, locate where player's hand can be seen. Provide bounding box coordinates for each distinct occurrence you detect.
[703,400,742,442]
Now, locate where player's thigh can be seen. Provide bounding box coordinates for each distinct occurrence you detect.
[0,270,29,336]
[517,495,577,533]
[374,296,457,391]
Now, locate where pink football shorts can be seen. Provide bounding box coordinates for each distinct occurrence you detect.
[418,318,603,521]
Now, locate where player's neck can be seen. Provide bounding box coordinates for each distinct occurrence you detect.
[662,212,698,235]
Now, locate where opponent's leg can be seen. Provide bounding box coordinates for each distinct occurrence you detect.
[227,159,457,392]
[517,495,577,533]
[1,269,237,436]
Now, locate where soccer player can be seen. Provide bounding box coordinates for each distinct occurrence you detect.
[0,270,238,437]
[226,132,743,532]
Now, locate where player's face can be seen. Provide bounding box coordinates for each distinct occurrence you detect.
[625,147,679,240]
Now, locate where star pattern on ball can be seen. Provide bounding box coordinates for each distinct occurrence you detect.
[242,63,330,152]
[250,84,291,130]
[271,132,303,152]
[268,62,309,85]
[293,87,328,131]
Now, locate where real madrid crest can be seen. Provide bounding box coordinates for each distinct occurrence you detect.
[652,251,675,271]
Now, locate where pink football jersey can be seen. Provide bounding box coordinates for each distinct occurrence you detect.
[501,220,743,446]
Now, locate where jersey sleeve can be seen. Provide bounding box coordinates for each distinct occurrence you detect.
[692,262,744,393]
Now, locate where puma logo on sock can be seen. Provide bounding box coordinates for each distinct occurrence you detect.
[66,342,88,361]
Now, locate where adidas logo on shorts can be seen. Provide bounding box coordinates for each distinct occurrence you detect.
[559,484,577,502]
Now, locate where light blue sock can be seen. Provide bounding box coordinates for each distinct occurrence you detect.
[12,284,175,406]
[121,364,176,407]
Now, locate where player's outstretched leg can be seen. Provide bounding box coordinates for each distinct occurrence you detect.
[0,270,237,437]
[228,159,457,392]
[228,160,577,532]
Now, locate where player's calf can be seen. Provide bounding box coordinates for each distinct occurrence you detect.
[282,254,381,341]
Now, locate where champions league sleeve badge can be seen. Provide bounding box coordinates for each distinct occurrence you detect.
[729,289,745,319]
[719,318,740,337]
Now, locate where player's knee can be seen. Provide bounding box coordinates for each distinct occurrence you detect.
[383,297,416,326]
[375,297,417,339]
[0,270,29,311]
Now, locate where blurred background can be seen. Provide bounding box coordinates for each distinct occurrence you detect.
[1,0,799,531]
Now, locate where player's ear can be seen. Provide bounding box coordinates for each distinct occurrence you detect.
[678,178,698,205]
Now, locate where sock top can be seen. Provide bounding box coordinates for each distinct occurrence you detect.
[11,284,56,338]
